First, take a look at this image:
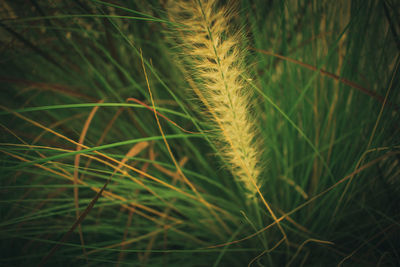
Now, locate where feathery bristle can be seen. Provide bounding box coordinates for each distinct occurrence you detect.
[168,0,262,198]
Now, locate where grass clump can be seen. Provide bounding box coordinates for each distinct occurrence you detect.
[0,0,399,266]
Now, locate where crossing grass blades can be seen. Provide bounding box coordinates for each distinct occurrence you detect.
[0,0,399,266]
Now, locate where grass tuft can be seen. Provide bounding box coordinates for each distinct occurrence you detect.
[0,0,399,266]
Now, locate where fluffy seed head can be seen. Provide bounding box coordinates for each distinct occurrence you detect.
[168,0,262,198]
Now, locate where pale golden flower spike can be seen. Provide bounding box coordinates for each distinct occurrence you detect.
[167,0,262,199]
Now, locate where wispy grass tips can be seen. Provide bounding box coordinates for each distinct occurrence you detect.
[167,0,262,198]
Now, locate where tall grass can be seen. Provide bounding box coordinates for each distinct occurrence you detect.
[1,0,399,266]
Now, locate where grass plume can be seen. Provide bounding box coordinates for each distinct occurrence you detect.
[167,0,262,199]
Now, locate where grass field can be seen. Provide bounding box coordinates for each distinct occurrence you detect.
[1,0,399,266]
